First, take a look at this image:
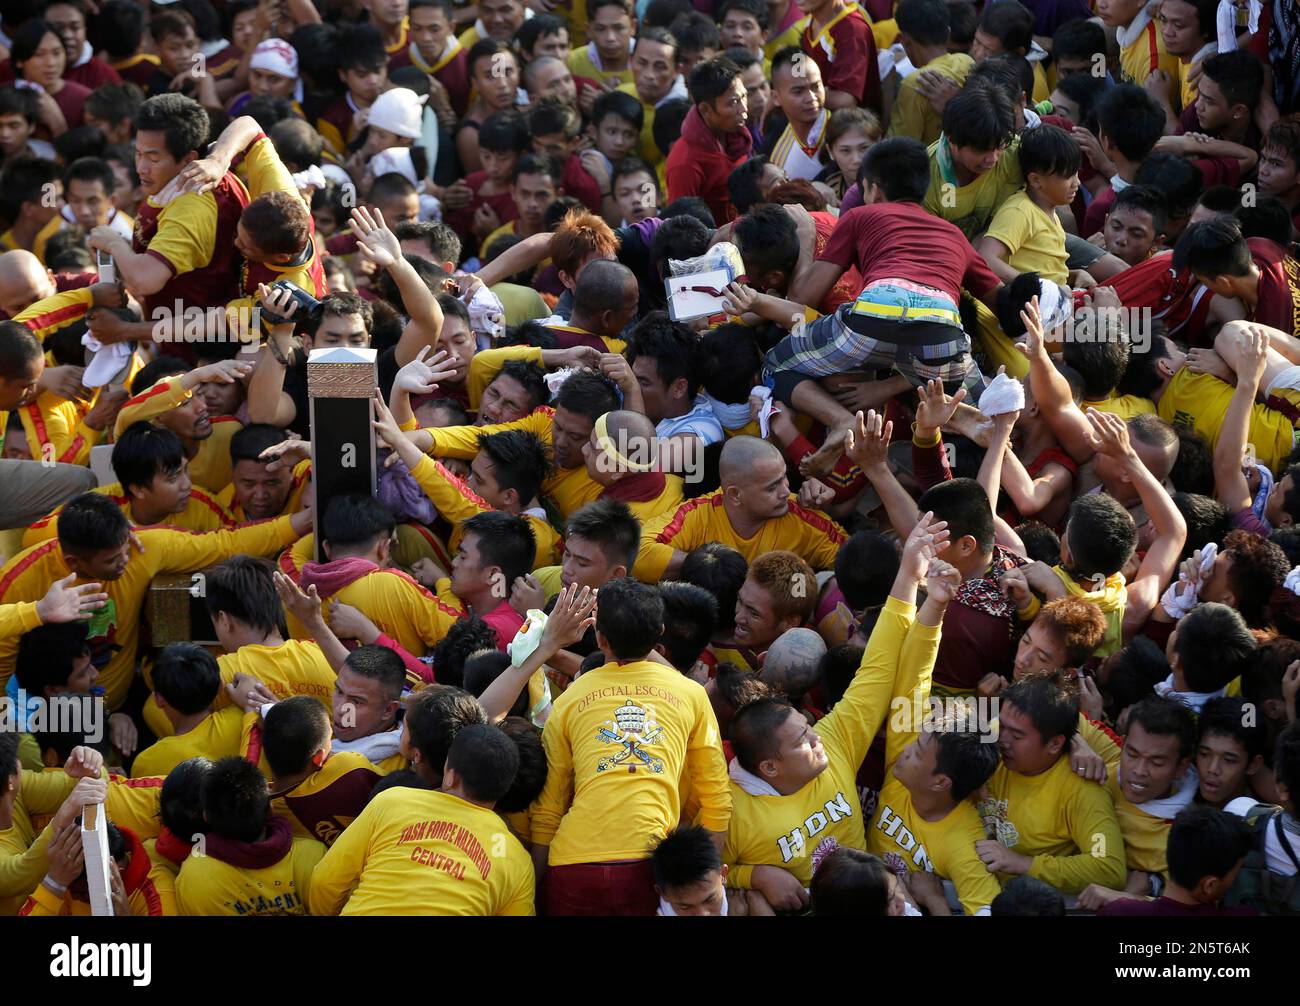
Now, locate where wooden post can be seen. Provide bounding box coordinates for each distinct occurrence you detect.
[307,347,379,563]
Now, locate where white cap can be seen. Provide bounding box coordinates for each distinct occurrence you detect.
[250,38,299,79]
[366,87,427,140]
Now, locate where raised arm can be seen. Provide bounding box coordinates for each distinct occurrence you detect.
[1213,325,1269,517]
[843,408,922,539]
[1017,296,1097,462]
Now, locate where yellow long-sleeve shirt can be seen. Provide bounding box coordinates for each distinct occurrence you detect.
[633,490,847,582]
[175,828,325,915]
[308,787,535,915]
[408,454,561,570]
[279,535,464,656]
[114,375,243,491]
[23,481,235,549]
[1085,718,1174,878]
[213,638,336,712]
[13,286,94,344]
[131,705,246,779]
[724,595,913,889]
[887,52,974,146]
[977,755,1127,894]
[421,406,604,519]
[216,457,312,522]
[14,391,103,468]
[0,601,42,639]
[0,516,302,709]
[18,823,177,916]
[531,658,730,866]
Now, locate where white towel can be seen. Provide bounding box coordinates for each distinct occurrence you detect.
[729,756,782,797]
[1217,0,1261,52]
[466,283,505,341]
[80,333,132,388]
[1284,565,1300,596]
[977,371,1025,417]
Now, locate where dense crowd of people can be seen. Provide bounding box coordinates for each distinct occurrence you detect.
[1,0,1300,917]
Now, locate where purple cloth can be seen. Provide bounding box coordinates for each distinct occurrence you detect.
[376,453,438,524]
[840,182,864,213]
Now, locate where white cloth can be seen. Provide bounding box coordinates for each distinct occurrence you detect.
[1217,0,1261,52]
[330,722,404,762]
[1226,799,1300,876]
[657,891,730,916]
[1115,6,1155,48]
[1160,541,1216,618]
[877,42,915,80]
[291,164,327,195]
[1118,764,1200,819]
[1267,364,1300,396]
[544,366,578,397]
[80,333,133,388]
[72,40,93,70]
[1154,673,1226,712]
[977,371,1025,417]
[1285,565,1300,596]
[368,146,419,186]
[466,283,505,341]
[1038,279,1073,331]
[708,393,752,432]
[728,757,782,797]
[367,87,427,140]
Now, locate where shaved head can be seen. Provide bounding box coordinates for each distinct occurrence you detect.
[760,627,827,703]
[719,435,783,488]
[603,408,657,446]
[0,250,56,317]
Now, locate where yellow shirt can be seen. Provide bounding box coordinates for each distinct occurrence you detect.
[131,705,247,779]
[19,853,176,916]
[175,830,326,915]
[217,457,312,522]
[531,658,730,865]
[271,750,385,846]
[114,375,243,491]
[888,52,974,147]
[214,638,336,711]
[568,43,633,86]
[925,135,1024,240]
[863,600,1001,915]
[308,787,535,915]
[977,755,1127,894]
[1081,394,1157,420]
[1158,368,1297,474]
[1118,19,1181,88]
[617,81,665,167]
[0,600,41,639]
[0,516,301,709]
[22,481,234,549]
[725,596,920,888]
[983,191,1069,284]
[633,489,847,583]
[11,391,102,469]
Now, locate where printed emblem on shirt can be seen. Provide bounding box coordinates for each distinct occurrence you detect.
[84,598,120,669]
[596,699,665,773]
[977,795,1020,848]
[874,802,933,872]
[775,792,855,863]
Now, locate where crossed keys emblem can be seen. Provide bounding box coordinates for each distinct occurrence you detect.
[596,699,665,773]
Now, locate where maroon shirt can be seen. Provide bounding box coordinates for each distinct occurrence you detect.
[1100,896,1257,916]
[1248,236,1300,337]
[442,170,518,249]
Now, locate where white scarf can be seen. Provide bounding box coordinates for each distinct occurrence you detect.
[656,74,689,108]
[1119,764,1200,819]
[729,757,782,797]
[331,722,405,762]
[73,39,93,69]
[1155,674,1226,712]
[1115,6,1155,49]
[1217,0,1261,51]
[657,892,731,916]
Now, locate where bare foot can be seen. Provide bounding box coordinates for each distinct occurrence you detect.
[945,402,993,448]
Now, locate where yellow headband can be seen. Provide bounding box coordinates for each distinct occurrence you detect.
[594,413,656,472]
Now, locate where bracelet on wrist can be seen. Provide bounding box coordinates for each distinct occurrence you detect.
[42,875,68,895]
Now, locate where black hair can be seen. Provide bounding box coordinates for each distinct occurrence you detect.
[528,96,580,141]
[991,875,1066,916]
[895,0,950,46]
[320,493,396,553]
[263,696,332,778]
[727,155,770,216]
[476,109,531,155]
[1199,694,1266,761]
[611,155,658,196]
[649,213,712,283]
[9,19,60,71]
[943,82,1016,152]
[160,756,213,839]
[464,649,527,718]
[1095,84,1165,163]
[718,0,767,30]
[624,311,699,397]
[1019,123,1081,179]
[1172,492,1229,560]
[1111,183,1169,237]
[342,644,407,704]
[1014,520,1061,565]
[643,0,691,28]
[696,322,761,406]
[445,723,518,802]
[134,93,210,161]
[204,555,286,639]
[338,22,387,73]
[809,847,893,916]
[512,151,562,186]
[267,118,323,172]
[818,643,864,709]
[592,88,644,131]
[933,722,1001,801]
[89,0,145,60]
[201,756,270,843]
[917,477,996,555]
[968,52,1031,106]
[671,10,721,55]
[652,97,691,159]
[1134,153,1204,220]
[1222,528,1292,627]
[636,23,682,61]
[729,694,799,773]
[1200,48,1265,112]
[494,716,547,812]
[861,136,932,203]
[1105,636,1170,720]
[153,642,221,716]
[1065,493,1138,579]
[63,155,117,197]
[404,684,487,776]
[0,156,61,222]
[110,421,186,493]
[1126,694,1198,761]
[57,492,130,554]
[1061,335,1129,402]
[566,498,641,571]
[977,0,1033,52]
[658,581,718,672]
[1052,70,1104,130]
[1174,601,1257,693]
[652,824,723,891]
[1166,804,1254,890]
[0,84,38,125]
[833,530,899,612]
[732,203,799,281]
[686,55,739,107]
[554,368,621,423]
[594,577,665,659]
[514,12,566,57]
[477,429,551,507]
[947,0,977,45]
[679,541,747,634]
[1275,721,1300,809]
[461,510,537,587]
[1001,669,1080,747]
[661,195,715,228]
[1237,195,1295,248]
[53,125,106,163]
[430,615,499,690]
[15,622,89,695]
[128,356,187,396]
